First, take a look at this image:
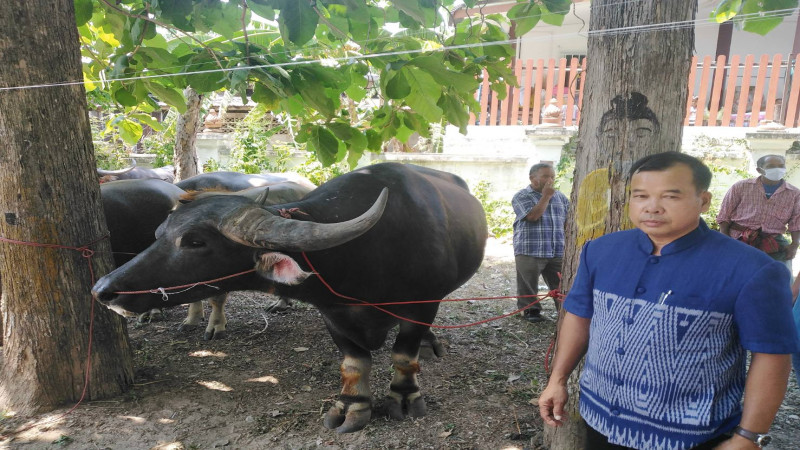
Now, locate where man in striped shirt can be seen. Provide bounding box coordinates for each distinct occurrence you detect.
[512,163,570,322]
[717,154,800,268]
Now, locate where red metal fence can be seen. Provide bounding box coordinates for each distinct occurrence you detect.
[472,54,800,128]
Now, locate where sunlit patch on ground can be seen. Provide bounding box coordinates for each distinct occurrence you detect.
[246,375,279,384]
[196,380,233,391]
[189,350,228,358]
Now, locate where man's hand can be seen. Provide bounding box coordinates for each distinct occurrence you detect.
[542,180,555,198]
[713,434,760,449]
[538,382,569,427]
[785,242,798,260]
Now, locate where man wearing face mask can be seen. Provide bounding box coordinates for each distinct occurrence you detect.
[717,154,800,267]
[512,163,570,322]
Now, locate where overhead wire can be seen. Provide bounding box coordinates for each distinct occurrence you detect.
[1,5,797,92]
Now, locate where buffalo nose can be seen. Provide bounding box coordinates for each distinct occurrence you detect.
[91,277,118,304]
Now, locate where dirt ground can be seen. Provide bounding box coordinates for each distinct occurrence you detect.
[1,237,798,449]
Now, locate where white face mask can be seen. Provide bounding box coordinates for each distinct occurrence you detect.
[763,167,786,181]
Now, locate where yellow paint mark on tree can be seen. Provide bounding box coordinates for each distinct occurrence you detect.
[576,168,611,248]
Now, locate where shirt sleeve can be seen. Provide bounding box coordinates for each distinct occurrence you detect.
[734,261,800,354]
[786,193,800,233]
[512,192,534,220]
[716,182,740,224]
[563,241,594,318]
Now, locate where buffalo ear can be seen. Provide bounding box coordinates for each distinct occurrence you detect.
[255,252,312,285]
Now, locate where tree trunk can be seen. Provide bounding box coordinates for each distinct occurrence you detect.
[544,1,696,448]
[0,0,133,415]
[174,87,202,182]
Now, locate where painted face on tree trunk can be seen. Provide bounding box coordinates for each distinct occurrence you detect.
[598,92,660,154]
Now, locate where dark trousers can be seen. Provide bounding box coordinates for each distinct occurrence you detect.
[585,424,732,449]
[515,255,562,314]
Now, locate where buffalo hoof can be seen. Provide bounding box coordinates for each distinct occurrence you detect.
[265,298,292,313]
[204,329,226,340]
[136,308,164,325]
[384,397,405,421]
[384,395,427,420]
[323,405,371,433]
[323,405,346,429]
[408,396,427,418]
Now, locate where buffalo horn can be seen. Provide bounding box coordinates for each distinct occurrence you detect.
[219,188,388,251]
[96,158,137,176]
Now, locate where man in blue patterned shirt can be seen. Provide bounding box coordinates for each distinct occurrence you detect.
[538,152,799,449]
[512,163,570,322]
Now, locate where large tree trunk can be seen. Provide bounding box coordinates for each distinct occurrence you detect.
[0,0,133,415]
[174,87,202,182]
[544,1,696,448]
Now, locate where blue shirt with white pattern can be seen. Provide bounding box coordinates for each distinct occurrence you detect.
[564,220,800,449]
[512,185,569,258]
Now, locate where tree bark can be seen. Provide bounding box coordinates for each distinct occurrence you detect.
[174,87,202,182]
[544,1,696,448]
[0,0,133,415]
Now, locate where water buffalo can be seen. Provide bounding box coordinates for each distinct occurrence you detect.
[181,180,316,338]
[101,179,185,267]
[175,171,315,192]
[92,163,488,433]
[98,160,175,184]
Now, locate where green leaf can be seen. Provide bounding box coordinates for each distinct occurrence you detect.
[118,118,144,145]
[74,0,93,26]
[408,56,479,93]
[146,82,187,114]
[248,0,275,20]
[540,2,567,27]
[308,126,340,166]
[130,113,163,131]
[365,128,383,152]
[402,66,443,122]
[113,86,139,107]
[278,0,319,46]
[252,82,282,110]
[710,0,742,22]
[438,91,470,134]
[385,70,411,99]
[508,3,541,36]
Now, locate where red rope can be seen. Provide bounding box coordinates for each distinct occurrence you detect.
[113,269,256,295]
[301,252,564,329]
[0,234,108,438]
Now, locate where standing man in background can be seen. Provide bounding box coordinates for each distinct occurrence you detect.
[512,163,570,322]
[717,154,800,269]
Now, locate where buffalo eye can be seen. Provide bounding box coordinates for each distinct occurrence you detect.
[177,235,206,249]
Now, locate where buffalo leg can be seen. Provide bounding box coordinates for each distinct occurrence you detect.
[323,354,373,433]
[180,302,205,332]
[204,294,228,340]
[179,294,228,340]
[385,323,427,420]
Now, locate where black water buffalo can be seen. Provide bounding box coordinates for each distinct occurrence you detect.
[175,171,315,192]
[180,180,316,338]
[101,179,185,267]
[92,163,488,433]
[98,161,176,184]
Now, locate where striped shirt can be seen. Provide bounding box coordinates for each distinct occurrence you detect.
[512,185,569,258]
[716,177,800,237]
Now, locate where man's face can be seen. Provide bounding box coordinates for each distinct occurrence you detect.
[530,167,556,191]
[756,156,786,174]
[629,163,711,249]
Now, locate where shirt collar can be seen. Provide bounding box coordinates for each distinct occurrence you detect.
[636,219,710,256]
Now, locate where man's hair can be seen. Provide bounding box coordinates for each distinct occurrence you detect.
[756,154,785,168]
[629,152,712,192]
[529,163,553,176]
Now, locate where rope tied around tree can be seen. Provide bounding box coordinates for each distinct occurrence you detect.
[0,233,110,438]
